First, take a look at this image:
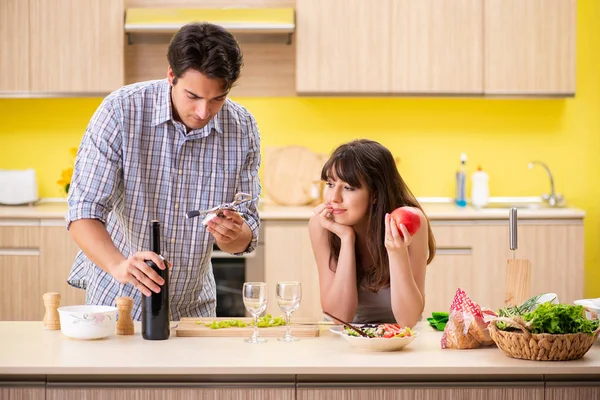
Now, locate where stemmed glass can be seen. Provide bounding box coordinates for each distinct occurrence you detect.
[242,282,268,344]
[276,281,302,342]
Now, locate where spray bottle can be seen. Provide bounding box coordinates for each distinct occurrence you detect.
[455,153,467,207]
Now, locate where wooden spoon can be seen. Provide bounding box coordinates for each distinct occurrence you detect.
[323,311,370,338]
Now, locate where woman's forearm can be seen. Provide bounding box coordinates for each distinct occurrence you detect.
[321,236,359,321]
[389,250,424,327]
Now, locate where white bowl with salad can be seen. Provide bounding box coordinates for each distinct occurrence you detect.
[341,323,418,352]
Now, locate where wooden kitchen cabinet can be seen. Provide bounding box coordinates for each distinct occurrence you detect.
[0,384,45,400]
[297,385,544,400]
[40,223,86,307]
[264,220,322,320]
[29,0,124,93]
[0,224,42,320]
[297,0,575,96]
[297,0,482,94]
[545,384,600,400]
[47,386,294,400]
[389,0,483,94]
[296,0,391,94]
[0,0,29,92]
[0,220,84,321]
[484,0,576,95]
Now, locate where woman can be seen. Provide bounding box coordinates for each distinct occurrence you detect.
[309,139,435,328]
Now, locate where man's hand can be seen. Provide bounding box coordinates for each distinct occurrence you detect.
[109,252,167,297]
[206,210,244,244]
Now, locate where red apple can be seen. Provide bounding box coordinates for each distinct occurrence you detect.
[390,207,421,236]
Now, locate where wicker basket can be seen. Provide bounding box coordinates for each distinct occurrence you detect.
[489,316,600,361]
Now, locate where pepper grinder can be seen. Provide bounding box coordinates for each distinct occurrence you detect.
[42,292,61,330]
[116,297,135,335]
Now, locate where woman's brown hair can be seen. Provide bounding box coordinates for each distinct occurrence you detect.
[321,139,436,292]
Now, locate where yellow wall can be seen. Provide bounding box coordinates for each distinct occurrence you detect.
[1,1,598,297]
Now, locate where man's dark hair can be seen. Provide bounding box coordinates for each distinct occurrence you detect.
[167,22,243,91]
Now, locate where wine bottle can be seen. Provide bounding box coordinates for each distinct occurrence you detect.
[141,220,170,340]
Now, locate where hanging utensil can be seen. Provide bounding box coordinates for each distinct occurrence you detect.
[185,192,254,219]
[505,207,532,307]
[323,311,370,338]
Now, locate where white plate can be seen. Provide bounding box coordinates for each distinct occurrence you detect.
[341,331,419,352]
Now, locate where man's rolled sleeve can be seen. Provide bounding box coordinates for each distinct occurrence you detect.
[66,98,124,230]
[233,112,262,256]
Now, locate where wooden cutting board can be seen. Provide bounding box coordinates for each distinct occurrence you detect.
[263,146,328,206]
[175,317,320,337]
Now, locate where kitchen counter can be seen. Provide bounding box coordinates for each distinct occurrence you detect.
[1,321,598,377]
[0,200,587,221]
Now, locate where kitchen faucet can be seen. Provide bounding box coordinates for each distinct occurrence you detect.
[528,161,564,207]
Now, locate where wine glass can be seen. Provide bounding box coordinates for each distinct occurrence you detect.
[242,282,268,344]
[276,281,302,342]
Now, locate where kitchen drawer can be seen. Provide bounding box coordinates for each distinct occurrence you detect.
[0,255,42,320]
[0,220,41,249]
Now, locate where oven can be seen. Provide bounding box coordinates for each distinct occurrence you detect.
[211,232,264,318]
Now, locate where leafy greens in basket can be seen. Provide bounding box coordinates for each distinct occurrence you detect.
[497,303,599,334]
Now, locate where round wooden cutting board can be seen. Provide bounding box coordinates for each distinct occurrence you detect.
[263,146,327,206]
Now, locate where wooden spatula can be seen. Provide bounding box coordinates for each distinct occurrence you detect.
[505,208,532,307]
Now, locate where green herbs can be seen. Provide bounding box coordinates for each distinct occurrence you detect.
[496,293,554,330]
[200,314,286,329]
[427,312,449,331]
[523,303,599,334]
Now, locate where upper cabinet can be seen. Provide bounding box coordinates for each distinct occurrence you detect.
[0,0,30,92]
[296,0,391,94]
[484,0,576,95]
[29,0,124,94]
[389,0,483,94]
[297,0,576,96]
[0,0,124,95]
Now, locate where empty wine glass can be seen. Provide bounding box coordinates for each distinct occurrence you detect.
[276,281,302,342]
[242,282,268,344]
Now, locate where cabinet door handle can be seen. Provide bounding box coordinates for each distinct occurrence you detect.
[0,248,40,256]
[435,247,472,256]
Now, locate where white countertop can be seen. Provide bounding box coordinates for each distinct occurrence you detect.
[1,321,598,376]
[0,201,586,221]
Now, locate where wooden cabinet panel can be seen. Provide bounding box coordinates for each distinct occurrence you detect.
[0,0,29,91]
[484,0,576,94]
[0,225,40,248]
[264,221,322,320]
[390,0,483,94]
[0,386,45,400]
[0,255,41,320]
[296,0,391,93]
[546,385,600,400]
[518,223,584,305]
[40,225,86,307]
[298,386,544,400]
[29,0,124,93]
[47,387,294,400]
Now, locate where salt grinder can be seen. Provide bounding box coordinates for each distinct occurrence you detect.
[116,296,135,335]
[42,292,61,330]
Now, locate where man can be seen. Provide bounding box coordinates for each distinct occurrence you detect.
[66,22,261,321]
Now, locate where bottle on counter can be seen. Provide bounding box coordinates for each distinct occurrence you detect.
[455,153,467,207]
[142,220,170,340]
[471,166,490,208]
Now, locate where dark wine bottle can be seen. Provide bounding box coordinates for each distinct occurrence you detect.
[142,220,170,340]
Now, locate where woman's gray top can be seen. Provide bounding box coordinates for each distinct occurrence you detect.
[352,285,396,324]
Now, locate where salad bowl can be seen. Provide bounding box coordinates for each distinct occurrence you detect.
[341,324,418,352]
